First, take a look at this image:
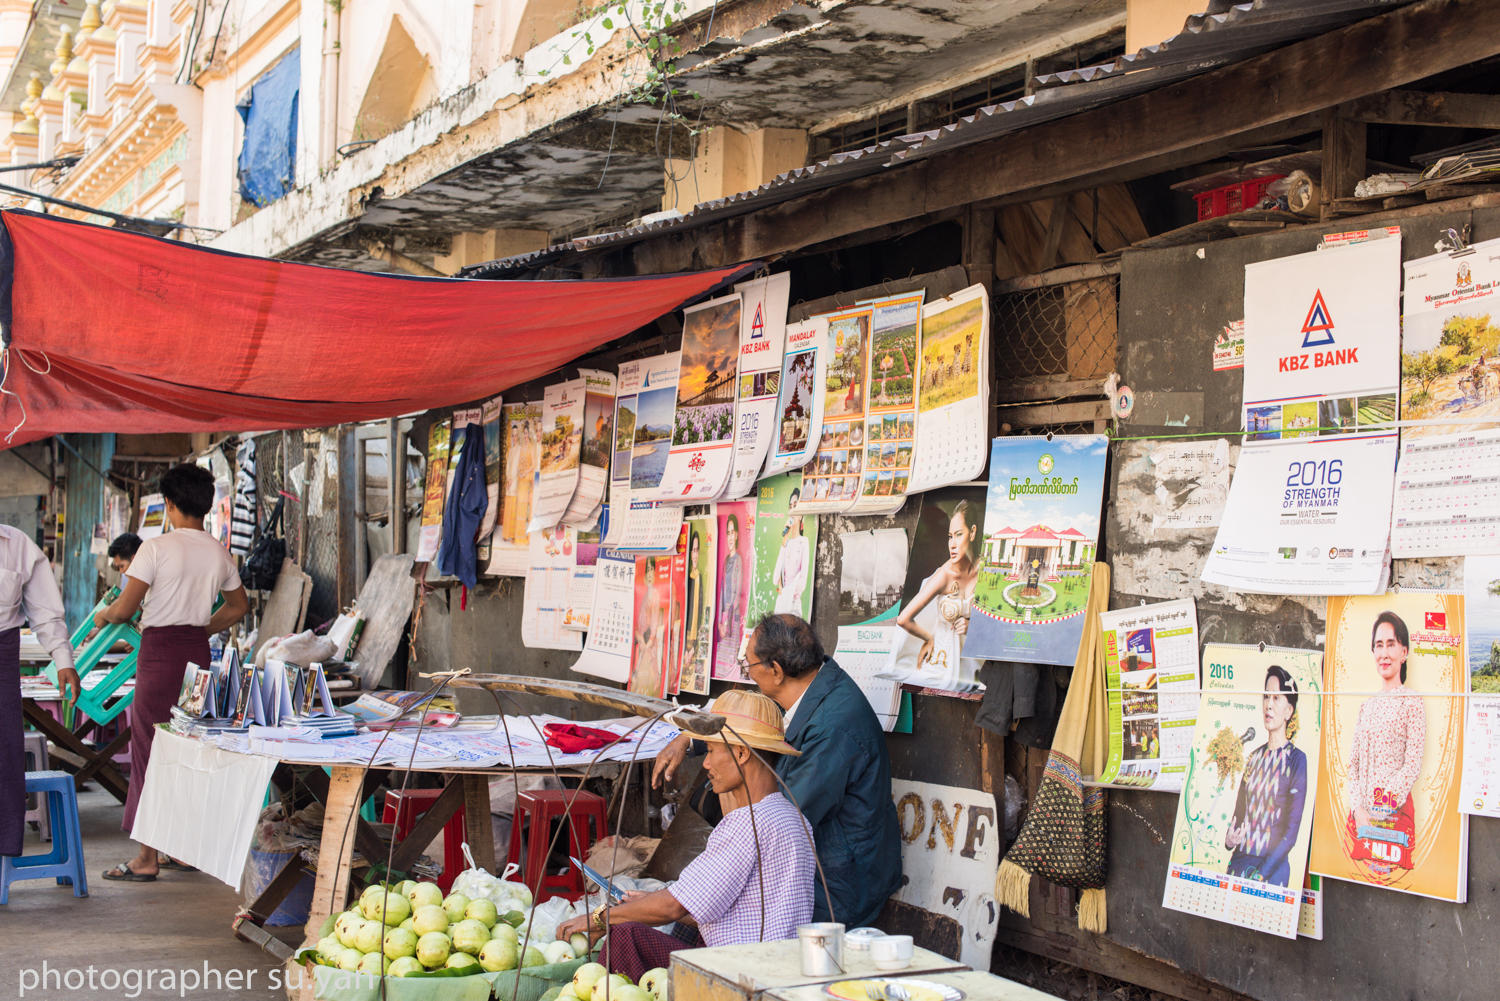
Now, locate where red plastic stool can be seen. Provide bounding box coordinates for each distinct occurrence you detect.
[383,789,467,894]
[506,789,609,903]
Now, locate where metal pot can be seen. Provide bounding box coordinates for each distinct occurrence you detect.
[797,922,846,977]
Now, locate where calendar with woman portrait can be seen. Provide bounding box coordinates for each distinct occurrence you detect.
[1163,644,1323,939]
[885,484,987,696]
[1310,592,1469,903]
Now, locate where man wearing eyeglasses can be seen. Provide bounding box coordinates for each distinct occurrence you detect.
[653,612,902,928]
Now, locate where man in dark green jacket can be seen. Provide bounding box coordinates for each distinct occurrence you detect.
[654,613,902,927]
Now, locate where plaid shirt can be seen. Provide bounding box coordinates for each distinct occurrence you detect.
[669,792,816,946]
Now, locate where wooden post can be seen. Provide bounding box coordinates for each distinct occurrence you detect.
[962,205,996,292]
[462,772,497,873]
[305,765,362,940]
[337,425,358,610]
[355,433,368,594]
[1320,105,1367,219]
[388,418,405,556]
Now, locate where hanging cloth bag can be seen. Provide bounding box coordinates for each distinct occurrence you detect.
[993,563,1111,933]
[242,496,286,591]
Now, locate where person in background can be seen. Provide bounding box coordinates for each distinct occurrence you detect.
[0,525,80,859]
[562,689,814,981]
[94,464,248,881]
[654,613,902,928]
[107,532,142,576]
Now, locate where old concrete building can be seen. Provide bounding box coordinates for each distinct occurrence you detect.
[0,0,1142,273]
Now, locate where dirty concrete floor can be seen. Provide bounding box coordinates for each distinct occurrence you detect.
[4,786,301,1001]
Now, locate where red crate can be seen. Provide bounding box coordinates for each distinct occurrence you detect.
[1194,174,1286,221]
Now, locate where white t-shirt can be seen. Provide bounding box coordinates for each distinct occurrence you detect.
[127,529,242,629]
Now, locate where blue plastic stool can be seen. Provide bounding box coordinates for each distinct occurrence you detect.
[0,771,88,904]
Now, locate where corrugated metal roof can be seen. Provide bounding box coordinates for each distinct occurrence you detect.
[461,0,1417,278]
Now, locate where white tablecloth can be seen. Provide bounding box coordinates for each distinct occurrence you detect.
[130,728,277,890]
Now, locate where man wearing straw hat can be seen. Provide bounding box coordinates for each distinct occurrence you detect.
[559,689,816,981]
[655,613,902,929]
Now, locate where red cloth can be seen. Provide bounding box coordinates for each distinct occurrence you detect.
[0,210,754,445]
[543,723,627,753]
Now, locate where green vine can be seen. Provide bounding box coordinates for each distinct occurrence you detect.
[540,0,706,133]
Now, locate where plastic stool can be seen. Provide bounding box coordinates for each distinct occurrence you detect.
[0,772,88,904]
[506,789,609,903]
[21,733,49,841]
[382,789,467,894]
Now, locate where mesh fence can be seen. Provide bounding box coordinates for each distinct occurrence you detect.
[993,276,1118,383]
[253,429,341,627]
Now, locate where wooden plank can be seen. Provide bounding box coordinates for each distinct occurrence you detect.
[1426,181,1500,201]
[1348,88,1500,129]
[993,925,1254,1001]
[994,262,1121,295]
[1320,108,1367,220]
[786,265,970,322]
[1037,196,1070,270]
[299,765,391,883]
[462,772,497,873]
[254,557,312,659]
[305,765,363,942]
[963,205,997,291]
[616,0,1500,272]
[243,852,311,923]
[1001,400,1112,427]
[994,377,1107,404]
[337,425,358,610]
[348,553,417,690]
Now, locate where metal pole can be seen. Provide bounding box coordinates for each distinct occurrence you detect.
[388,418,406,556]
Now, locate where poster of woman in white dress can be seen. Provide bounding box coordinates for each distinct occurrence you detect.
[886,485,986,694]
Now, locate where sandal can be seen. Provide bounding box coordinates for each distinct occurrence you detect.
[157,857,197,872]
[102,862,156,882]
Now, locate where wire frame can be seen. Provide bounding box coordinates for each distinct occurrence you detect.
[993,276,1119,383]
[253,429,339,627]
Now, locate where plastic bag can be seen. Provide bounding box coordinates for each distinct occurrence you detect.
[520,896,583,947]
[448,845,535,914]
[256,629,338,668]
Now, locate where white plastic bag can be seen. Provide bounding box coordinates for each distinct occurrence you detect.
[448,844,535,918]
[521,896,583,946]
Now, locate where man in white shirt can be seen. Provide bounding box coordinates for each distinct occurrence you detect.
[94,463,247,881]
[0,525,79,857]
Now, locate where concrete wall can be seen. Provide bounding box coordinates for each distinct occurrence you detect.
[1124,0,1201,53]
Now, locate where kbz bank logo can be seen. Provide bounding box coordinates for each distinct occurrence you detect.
[1277,290,1360,372]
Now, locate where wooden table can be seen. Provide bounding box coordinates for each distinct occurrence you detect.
[764,969,1059,1000]
[21,697,131,801]
[671,940,969,1001]
[232,762,496,967]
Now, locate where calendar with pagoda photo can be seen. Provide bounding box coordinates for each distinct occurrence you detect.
[965,435,1109,665]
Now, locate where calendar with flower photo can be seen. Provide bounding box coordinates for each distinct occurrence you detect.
[1164,643,1323,939]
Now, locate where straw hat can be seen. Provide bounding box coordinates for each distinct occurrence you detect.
[702,689,801,756]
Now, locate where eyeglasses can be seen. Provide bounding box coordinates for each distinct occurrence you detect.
[739,658,771,673]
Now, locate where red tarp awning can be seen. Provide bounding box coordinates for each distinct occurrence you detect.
[0,209,754,446]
